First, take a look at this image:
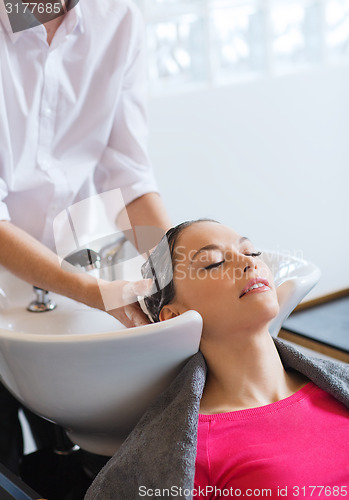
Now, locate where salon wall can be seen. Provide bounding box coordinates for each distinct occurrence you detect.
[148,64,349,301]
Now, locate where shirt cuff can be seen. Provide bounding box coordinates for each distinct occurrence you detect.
[120,177,160,207]
[96,148,160,209]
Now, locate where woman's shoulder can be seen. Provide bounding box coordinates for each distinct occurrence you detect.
[274,337,349,407]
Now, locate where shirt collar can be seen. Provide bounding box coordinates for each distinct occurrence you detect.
[0,1,84,44]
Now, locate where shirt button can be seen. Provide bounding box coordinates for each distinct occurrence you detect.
[43,107,52,117]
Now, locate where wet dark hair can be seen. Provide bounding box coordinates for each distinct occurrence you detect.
[141,219,218,323]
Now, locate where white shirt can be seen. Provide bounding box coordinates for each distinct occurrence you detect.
[0,0,158,250]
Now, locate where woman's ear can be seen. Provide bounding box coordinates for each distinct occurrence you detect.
[159,304,181,322]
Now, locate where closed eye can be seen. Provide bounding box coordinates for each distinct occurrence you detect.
[244,252,262,257]
[204,260,225,270]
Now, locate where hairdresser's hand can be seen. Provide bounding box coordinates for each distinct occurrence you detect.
[97,278,153,328]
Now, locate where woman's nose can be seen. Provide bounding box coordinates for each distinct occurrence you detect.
[243,257,258,273]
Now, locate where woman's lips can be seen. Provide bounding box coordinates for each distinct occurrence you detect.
[239,277,270,298]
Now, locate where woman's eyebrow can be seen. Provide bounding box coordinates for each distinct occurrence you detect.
[190,244,222,263]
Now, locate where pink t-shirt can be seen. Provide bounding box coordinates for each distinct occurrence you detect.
[194,382,349,499]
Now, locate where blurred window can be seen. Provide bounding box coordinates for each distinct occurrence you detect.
[132,0,349,94]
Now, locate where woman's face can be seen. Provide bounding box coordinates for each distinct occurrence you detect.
[160,221,279,337]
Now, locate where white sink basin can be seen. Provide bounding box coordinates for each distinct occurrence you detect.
[0,268,203,455]
[0,252,320,456]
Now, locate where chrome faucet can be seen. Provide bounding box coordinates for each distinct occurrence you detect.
[62,248,101,273]
[98,235,128,281]
[61,237,128,280]
[27,286,57,313]
[27,236,128,312]
[60,235,129,281]
[27,249,100,313]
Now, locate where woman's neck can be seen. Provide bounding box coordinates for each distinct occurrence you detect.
[200,327,308,414]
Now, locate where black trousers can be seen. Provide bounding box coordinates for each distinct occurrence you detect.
[0,381,56,475]
[0,382,109,499]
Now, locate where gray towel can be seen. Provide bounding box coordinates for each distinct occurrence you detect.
[85,338,349,500]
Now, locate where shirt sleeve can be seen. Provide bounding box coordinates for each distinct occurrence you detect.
[95,5,159,208]
[0,177,11,221]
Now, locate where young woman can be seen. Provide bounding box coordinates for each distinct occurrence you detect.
[141,219,348,497]
[86,219,349,500]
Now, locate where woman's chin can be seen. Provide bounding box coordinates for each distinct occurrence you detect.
[264,300,280,322]
[250,300,280,328]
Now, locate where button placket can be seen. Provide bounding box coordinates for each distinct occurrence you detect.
[37,50,58,172]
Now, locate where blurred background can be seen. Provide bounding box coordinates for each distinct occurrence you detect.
[135,0,349,300]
